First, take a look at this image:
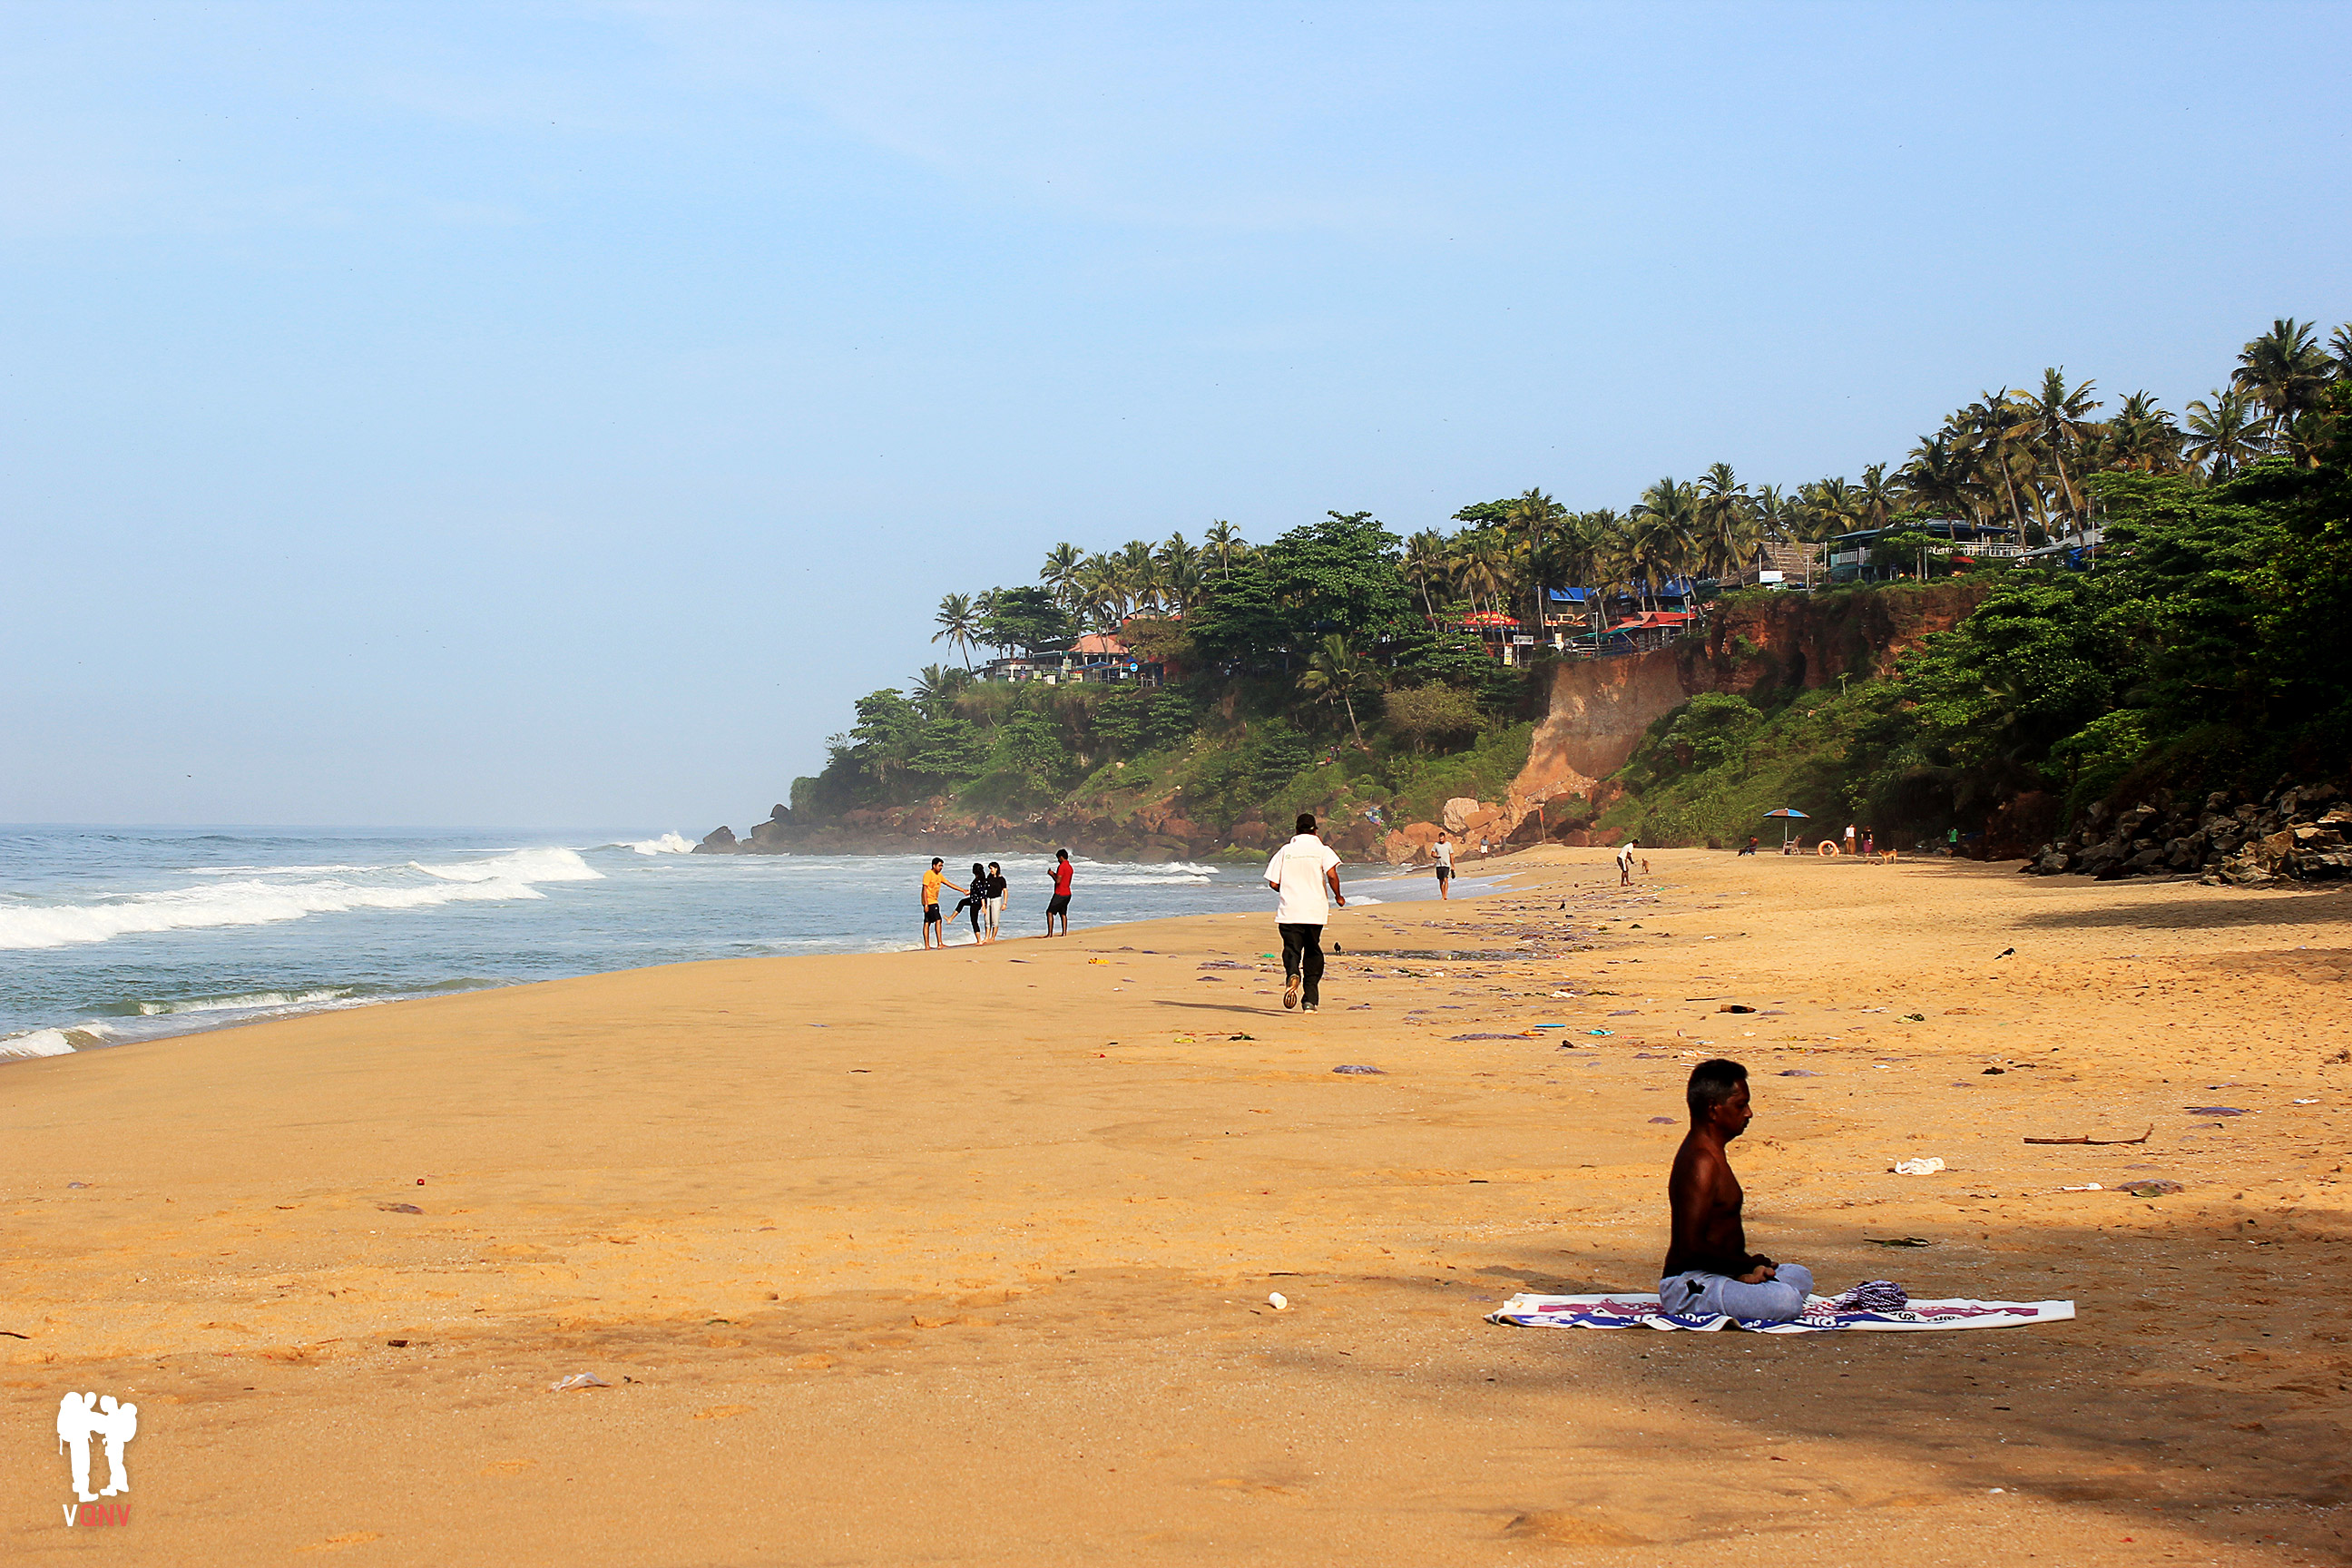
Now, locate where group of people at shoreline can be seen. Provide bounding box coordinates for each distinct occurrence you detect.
[920,849,1076,946]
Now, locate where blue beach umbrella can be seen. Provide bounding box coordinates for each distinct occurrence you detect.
[1763,806,1808,849]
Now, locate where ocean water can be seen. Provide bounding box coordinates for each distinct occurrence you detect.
[0,826,1422,1061]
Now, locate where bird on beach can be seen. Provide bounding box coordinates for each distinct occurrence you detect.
[1994,947,2015,959]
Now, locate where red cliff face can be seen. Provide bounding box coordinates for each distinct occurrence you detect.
[1510,583,1990,812]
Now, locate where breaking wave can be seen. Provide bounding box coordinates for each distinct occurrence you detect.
[0,848,603,951]
[616,832,696,855]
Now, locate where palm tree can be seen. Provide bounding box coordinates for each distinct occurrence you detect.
[912,663,967,714]
[1796,477,1860,544]
[1450,532,1511,614]
[1629,477,1699,607]
[2232,318,2333,442]
[1296,633,1382,749]
[2020,368,2101,531]
[1959,389,2036,544]
[1203,521,1246,579]
[2107,392,2185,474]
[1402,529,1449,620]
[1502,488,1564,638]
[1695,464,1752,581]
[1040,544,1085,608]
[1897,436,1970,523]
[2329,323,2352,381]
[2183,389,2269,480]
[1154,534,1201,611]
[931,593,980,670]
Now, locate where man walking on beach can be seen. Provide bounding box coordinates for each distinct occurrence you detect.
[1433,833,1454,900]
[1265,813,1344,1013]
[1660,1058,1814,1324]
[1617,838,1638,887]
[1045,849,1074,936]
[921,858,965,950]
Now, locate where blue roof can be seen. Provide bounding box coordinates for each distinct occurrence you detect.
[1548,587,1588,603]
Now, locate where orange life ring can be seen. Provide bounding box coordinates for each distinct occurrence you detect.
[1817,839,1838,857]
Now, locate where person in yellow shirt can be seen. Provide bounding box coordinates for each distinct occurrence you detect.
[921,857,966,950]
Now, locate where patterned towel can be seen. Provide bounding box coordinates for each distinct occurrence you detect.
[1488,1291,2074,1334]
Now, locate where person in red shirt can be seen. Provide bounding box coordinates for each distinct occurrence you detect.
[1045,848,1075,936]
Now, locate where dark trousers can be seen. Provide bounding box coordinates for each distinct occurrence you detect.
[1279,922,1325,1006]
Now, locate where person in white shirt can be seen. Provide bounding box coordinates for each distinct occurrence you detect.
[1433,835,1454,900]
[1264,812,1345,1012]
[1617,839,1638,887]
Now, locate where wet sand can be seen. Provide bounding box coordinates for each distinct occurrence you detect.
[3,846,2348,1564]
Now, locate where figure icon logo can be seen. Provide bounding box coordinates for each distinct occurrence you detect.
[57,1391,137,1525]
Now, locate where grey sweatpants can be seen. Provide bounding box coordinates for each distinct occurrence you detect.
[1658,1263,1816,1323]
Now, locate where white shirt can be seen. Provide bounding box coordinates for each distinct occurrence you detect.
[1616,842,1634,865]
[1265,834,1342,925]
[1433,840,1452,867]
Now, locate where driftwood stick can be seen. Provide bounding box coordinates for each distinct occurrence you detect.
[2024,1124,2153,1146]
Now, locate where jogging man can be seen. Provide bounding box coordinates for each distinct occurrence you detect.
[921,858,965,950]
[1265,813,1344,1013]
[1045,849,1075,936]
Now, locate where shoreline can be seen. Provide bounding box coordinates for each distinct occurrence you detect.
[0,854,1492,1065]
[6,845,2343,1563]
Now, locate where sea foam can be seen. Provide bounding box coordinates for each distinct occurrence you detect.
[621,832,696,855]
[0,1028,78,1058]
[0,848,603,951]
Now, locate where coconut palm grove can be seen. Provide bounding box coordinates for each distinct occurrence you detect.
[775,317,2352,855]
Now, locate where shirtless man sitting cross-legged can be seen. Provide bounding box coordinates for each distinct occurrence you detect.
[1660,1058,1814,1323]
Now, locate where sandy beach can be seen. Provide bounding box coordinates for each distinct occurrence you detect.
[4,847,2348,1565]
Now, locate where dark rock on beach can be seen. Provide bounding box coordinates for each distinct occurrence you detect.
[2021,777,2352,888]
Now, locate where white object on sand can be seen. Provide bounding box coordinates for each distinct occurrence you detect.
[2058,1182,2102,1191]
[549,1373,610,1392]
[1891,1157,1946,1176]
[1268,1292,1289,1310]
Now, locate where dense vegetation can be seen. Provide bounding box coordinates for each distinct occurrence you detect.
[1604,348,2352,848]
[791,317,2352,851]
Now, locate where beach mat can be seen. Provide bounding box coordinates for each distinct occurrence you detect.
[1488,1291,2075,1334]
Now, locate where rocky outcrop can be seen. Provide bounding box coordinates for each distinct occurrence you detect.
[2024,780,2352,887]
[694,826,740,855]
[1510,581,1992,823]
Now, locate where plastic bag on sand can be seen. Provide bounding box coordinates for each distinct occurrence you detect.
[1890,1157,1945,1176]
[550,1373,610,1392]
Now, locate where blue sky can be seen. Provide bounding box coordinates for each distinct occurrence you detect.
[4,1,2346,828]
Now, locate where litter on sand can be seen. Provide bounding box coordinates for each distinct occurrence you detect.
[1891,1157,1946,1176]
[2119,1179,2184,1197]
[2058,1183,2104,1191]
[1779,1069,1819,1077]
[550,1373,610,1392]
[1332,1064,1385,1074]
[1268,1292,1289,1310]
[1587,1029,1615,1037]
[2183,1106,2252,1116]
[1865,1237,1935,1248]
[1490,1292,2074,1334]
[2024,1125,2152,1145]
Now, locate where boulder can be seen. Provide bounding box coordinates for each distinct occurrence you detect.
[1377,829,1419,865]
[693,826,740,855]
[1442,798,1482,835]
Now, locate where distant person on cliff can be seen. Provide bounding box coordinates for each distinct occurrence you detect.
[983,861,1006,941]
[1266,813,1345,1012]
[922,858,965,951]
[1660,1057,1814,1324]
[1433,834,1454,900]
[1045,849,1075,936]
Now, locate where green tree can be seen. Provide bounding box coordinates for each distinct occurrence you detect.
[1260,511,1411,642]
[1381,682,1483,752]
[1296,632,1383,748]
[979,586,1073,653]
[931,593,980,669]
[2233,318,2334,443]
[2184,389,2268,479]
